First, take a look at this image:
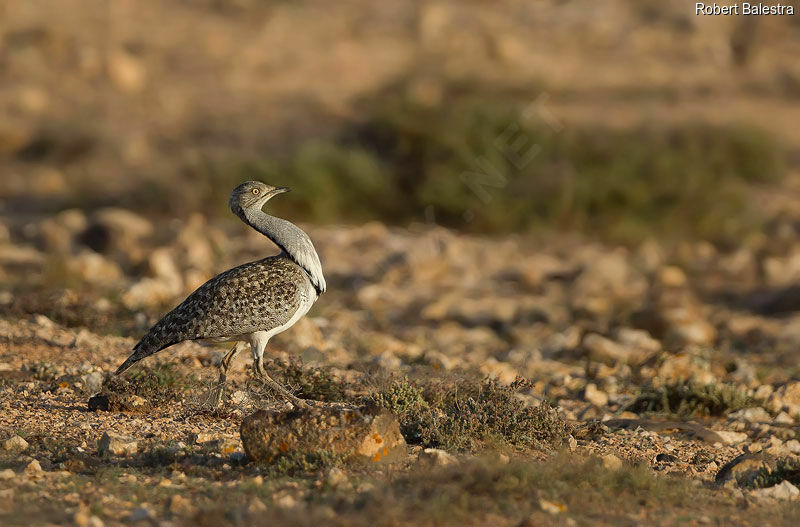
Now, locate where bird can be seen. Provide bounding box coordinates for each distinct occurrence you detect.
[114,180,326,409]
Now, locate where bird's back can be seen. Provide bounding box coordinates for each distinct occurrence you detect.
[116,255,311,374]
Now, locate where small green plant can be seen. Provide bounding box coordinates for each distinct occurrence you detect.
[370,376,569,452]
[29,361,59,381]
[627,382,754,417]
[260,450,349,478]
[101,362,195,406]
[137,443,185,468]
[247,358,351,404]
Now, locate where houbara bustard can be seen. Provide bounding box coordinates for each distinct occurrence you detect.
[115,181,325,409]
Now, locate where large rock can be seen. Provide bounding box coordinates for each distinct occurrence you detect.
[240,404,406,465]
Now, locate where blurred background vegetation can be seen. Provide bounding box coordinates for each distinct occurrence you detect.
[1,0,799,244]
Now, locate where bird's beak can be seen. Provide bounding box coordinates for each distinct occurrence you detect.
[271,186,291,196]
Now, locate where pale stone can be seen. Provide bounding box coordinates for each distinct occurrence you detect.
[3,435,28,453]
[417,448,458,468]
[714,431,748,445]
[97,432,138,456]
[752,480,800,500]
[584,383,609,407]
[601,453,623,470]
[25,460,42,475]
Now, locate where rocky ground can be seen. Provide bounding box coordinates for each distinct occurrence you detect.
[3,207,800,525]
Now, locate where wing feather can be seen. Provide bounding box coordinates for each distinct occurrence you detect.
[115,256,306,374]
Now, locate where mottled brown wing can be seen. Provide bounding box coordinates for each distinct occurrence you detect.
[115,257,306,374]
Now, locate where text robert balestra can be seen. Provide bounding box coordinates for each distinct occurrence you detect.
[696,3,795,15]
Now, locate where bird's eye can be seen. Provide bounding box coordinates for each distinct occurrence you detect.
[252,188,260,195]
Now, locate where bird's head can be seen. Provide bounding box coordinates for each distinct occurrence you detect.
[229,181,290,216]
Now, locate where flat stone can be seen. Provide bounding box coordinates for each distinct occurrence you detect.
[714,431,749,445]
[240,404,406,465]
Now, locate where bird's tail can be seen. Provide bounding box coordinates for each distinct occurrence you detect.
[114,353,141,375]
[114,344,149,375]
[114,335,170,375]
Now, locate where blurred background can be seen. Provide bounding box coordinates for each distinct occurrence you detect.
[2,0,799,240]
[3,0,800,382]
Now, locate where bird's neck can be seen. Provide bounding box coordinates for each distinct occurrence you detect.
[239,206,326,295]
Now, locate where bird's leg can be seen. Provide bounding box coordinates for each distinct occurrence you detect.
[253,355,310,410]
[213,342,243,408]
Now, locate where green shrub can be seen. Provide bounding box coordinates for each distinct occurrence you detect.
[370,377,569,453]
[101,362,195,406]
[749,457,800,489]
[252,358,351,403]
[626,382,755,417]
[215,91,784,243]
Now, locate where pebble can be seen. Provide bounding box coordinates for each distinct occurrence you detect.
[601,453,623,470]
[25,459,42,475]
[583,334,636,365]
[74,510,105,527]
[168,495,196,516]
[273,493,299,509]
[128,507,153,522]
[325,467,350,488]
[538,498,567,515]
[584,383,609,407]
[4,435,28,452]
[247,497,268,514]
[416,448,458,467]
